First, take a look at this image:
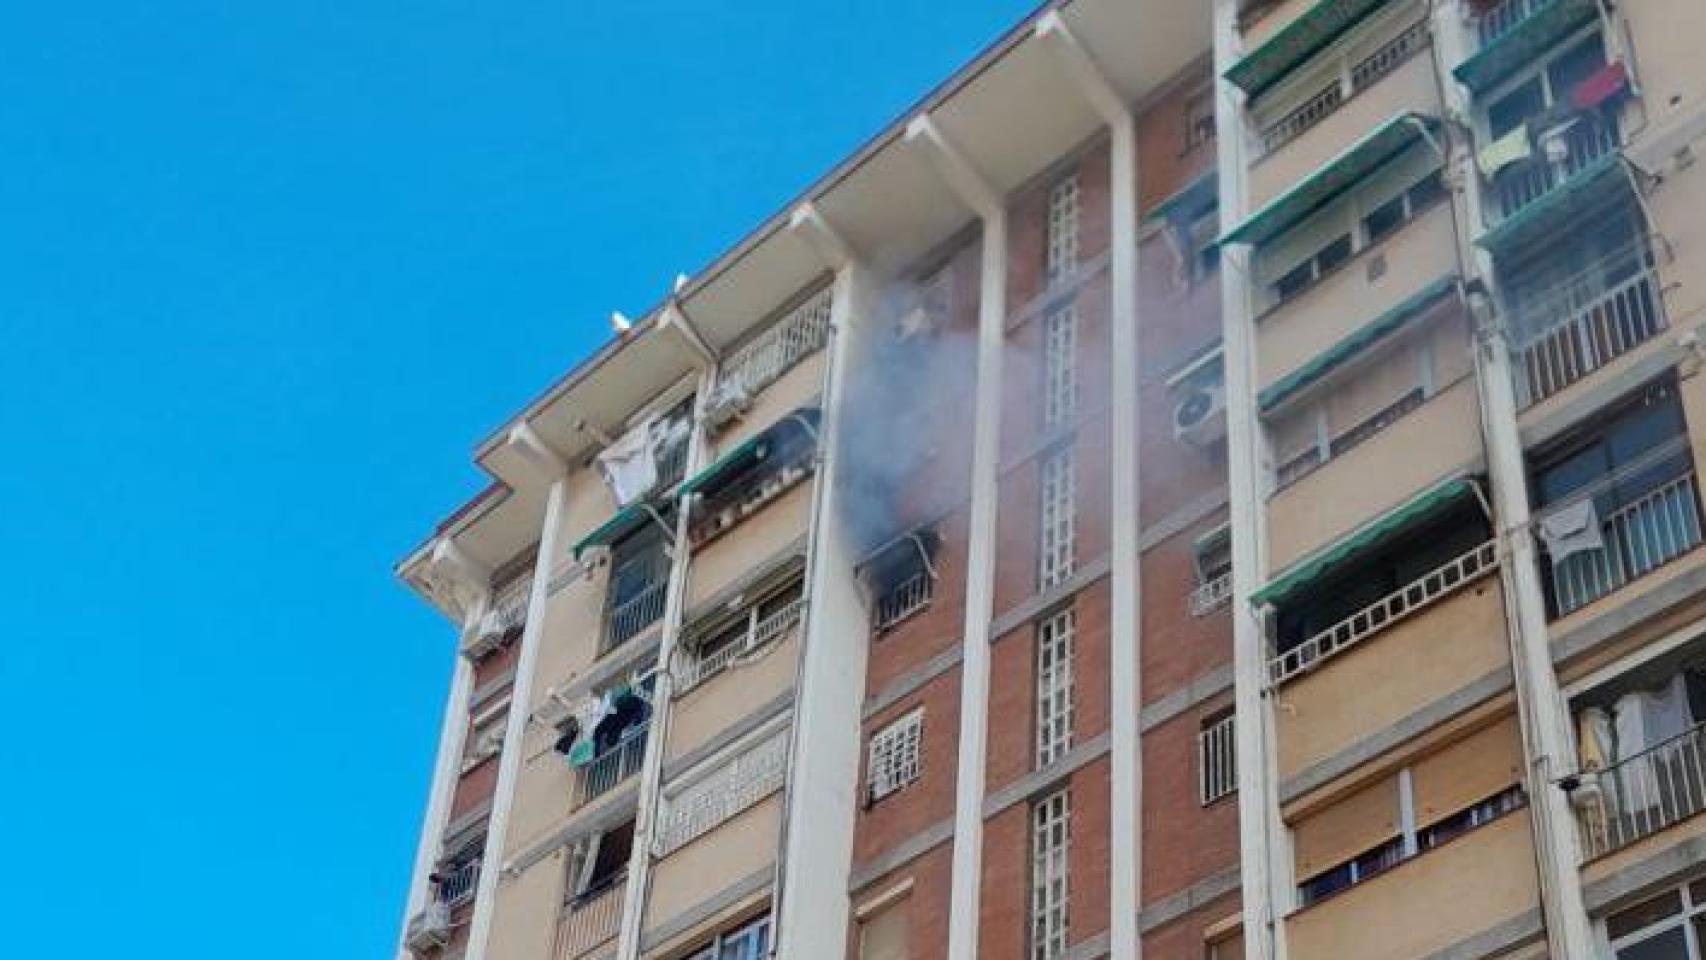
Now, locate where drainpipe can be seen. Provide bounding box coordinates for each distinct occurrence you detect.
[1211,0,1289,956]
[1430,4,1598,955]
[465,422,570,960]
[905,113,1008,960]
[1035,14,1144,958]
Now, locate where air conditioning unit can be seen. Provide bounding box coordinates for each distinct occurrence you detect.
[404,902,452,953]
[1173,380,1227,445]
[701,382,751,433]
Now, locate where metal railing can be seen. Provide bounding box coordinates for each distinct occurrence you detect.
[483,577,532,637]
[1577,721,1706,859]
[1489,117,1620,224]
[1198,714,1238,805]
[874,571,935,632]
[435,858,481,908]
[676,597,805,694]
[1259,19,1429,156]
[1272,389,1428,494]
[690,451,815,546]
[572,725,650,807]
[715,287,833,401]
[1548,472,1704,617]
[1189,571,1234,617]
[603,578,667,652]
[1476,0,1558,47]
[653,728,790,855]
[1513,262,1666,407]
[1270,540,1499,685]
[554,878,625,960]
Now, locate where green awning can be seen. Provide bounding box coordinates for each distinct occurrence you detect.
[1147,170,1218,225]
[680,434,768,496]
[571,502,656,561]
[1225,0,1392,99]
[1220,113,1440,248]
[1251,475,1478,607]
[1258,275,1459,412]
[1452,0,1599,94]
[1193,522,1231,555]
[1475,154,1630,256]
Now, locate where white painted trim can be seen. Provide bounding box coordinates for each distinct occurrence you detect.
[464,476,568,959]
[908,114,1007,960]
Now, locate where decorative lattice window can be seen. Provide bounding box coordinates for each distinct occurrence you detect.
[1046,174,1081,285]
[1199,712,1238,805]
[1030,790,1071,960]
[1039,447,1077,589]
[866,709,924,804]
[1035,608,1076,767]
[1043,305,1079,428]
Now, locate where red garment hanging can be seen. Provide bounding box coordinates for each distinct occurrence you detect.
[1573,61,1630,111]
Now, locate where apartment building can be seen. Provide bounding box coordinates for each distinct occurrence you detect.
[393,0,1706,958]
[1215,0,1706,956]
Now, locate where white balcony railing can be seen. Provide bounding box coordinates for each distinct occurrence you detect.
[1489,117,1620,225]
[554,879,625,960]
[1258,18,1430,156]
[435,857,481,908]
[1269,540,1499,685]
[1514,264,1666,407]
[1475,0,1557,46]
[1548,472,1704,618]
[1189,571,1234,617]
[604,579,668,653]
[676,597,805,694]
[715,287,833,401]
[572,725,649,808]
[654,728,790,855]
[874,571,935,632]
[1577,721,1706,859]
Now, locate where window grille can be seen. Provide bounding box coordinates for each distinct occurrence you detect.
[1039,448,1077,589]
[867,710,924,803]
[1030,790,1071,960]
[1043,306,1079,428]
[1199,713,1238,805]
[1046,175,1081,285]
[1036,609,1076,767]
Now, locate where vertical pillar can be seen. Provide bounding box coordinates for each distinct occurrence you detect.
[906,114,1008,960]
[1210,0,1287,956]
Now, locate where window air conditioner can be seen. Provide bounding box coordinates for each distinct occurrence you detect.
[1173,380,1227,445]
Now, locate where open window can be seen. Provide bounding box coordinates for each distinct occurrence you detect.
[1190,523,1233,617]
[675,571,806,694]
[568,819,634,905]
[860,526,942,635]
[684,408,821,547]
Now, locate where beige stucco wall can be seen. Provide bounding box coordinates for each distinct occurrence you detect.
[686,480,813,609]
[1624,4,1706,164]
[710,350,825,453]
[1249,47,1442,210]
[1266,376,1483,572]
[642,793,782,936]
[486,839,573,960]
[1646,158,1706,334]
[1286,810,1540,959]
[1275,576,1511,782]
[665,629,800,764]
[1256,203,1458,389]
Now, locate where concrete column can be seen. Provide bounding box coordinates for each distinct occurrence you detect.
[906,114,1008,960]
[1430,5,1598,955]
[394,610,481,960]
[1035,15,1144,956]
[1211,0,1288,956]
[773,203,872,958]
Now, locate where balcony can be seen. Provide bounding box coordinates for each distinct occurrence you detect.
[1577,722,1706,860]
[654,727,790,856]
[1545,466,1704,619]
[572,724,649,808]
[710,286,833,413]
[1455,0,1600,93]
[675,594,805,694]
[1486,116,1620,229]
[433,857,480,909]
[603,576,667,654]
[1511,249,1666,408]
[1189,571,1234,617]
[555,878,625,960]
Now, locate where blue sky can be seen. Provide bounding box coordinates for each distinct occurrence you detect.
[0,1,1039,956]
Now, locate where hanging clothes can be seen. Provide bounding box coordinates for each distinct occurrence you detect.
[1477,123,1533,179]
[1579,706,1613,772]
[1613,675,1694,812]
[1573,61,1631,112]
[1536,498,1605,566]
[597,418,660,507]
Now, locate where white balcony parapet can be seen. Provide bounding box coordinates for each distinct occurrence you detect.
[435,857,481,908]
[653,727,789,856]
[554,879,625,960]
[1514,261,1666,407]
[714,286,833,402]
[571,725,650,808]
[1189,571,1234,617]
[1549,471,1704,618]
[1258,18,1430,156]
[604,579,668,653]
[1476,0,1555,46]
[1576,721,1706,860]
[874,571,935,632]
[1269,540,1499,685]
[675,597,805,694]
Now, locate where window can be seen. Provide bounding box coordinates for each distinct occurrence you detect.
[867,710,924,804]
[1030,790,1071,960]
[684,915,772,960]
[1199,712,1237,805]
[677,576,806,693]
[568,819,633,903]
[1039,447,1078,589]
[1607,878,1706,959]
[654,725,790,854]
[1186,204,1222,284]
[1043,305,1079,428]
[688,407,822,546]
[1190,524,1234,616]
[1182,87,1216,154]
[858,898,910,960]
[605,521,672,651]
[864,528,941,634]
[1046,174,1081,285]
[1036,609,1076,767]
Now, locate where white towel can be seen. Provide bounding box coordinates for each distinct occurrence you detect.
[597,418,660,506]
[1537,498,1605,565]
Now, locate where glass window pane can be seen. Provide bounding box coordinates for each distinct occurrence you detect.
[1609,890,1684,940]
[1614,926,1688,960]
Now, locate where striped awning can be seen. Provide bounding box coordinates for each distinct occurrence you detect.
[1225,0,1393,100]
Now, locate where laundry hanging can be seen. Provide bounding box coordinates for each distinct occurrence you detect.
[1477,123,1533,179]
[1572,61,1631,112]
[1536,498,1605,566]
[597,418,660,507]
